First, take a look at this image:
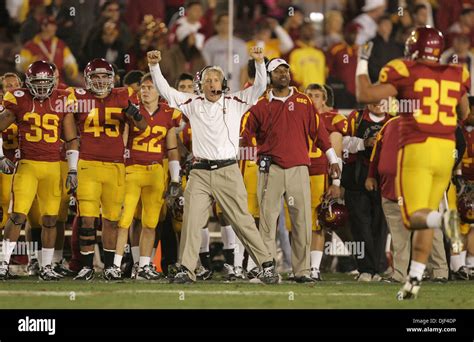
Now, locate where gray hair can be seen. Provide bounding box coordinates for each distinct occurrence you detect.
[201,66,225,85]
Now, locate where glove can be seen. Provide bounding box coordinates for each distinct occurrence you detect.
[66,170,78,194]
[165,181,182,205]
[123,100,142,121]
[0,156,15,174]
[358,41,374,61]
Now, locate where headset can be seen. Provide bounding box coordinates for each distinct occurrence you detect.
[194,66,228,95]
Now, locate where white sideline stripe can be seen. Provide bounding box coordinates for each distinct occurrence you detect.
[0,290,375,297]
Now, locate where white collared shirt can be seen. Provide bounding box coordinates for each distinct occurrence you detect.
[268,88,294,103]
[149,61,267,160]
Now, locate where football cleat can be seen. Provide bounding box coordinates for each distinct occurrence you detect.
[53,259,76,277]
[397,277,421,300]
[247,267,260,280]
[167,263,180,279]
[310,268,322,281]
[73,267,95,281]
[27,258,40,276]
[196,265,213,280]
[223,263,236,281]
[442,209,464,254]
[295,275,317,283]
[451,266,470,281]
[0,263,18,280]
[287,272,295,281]
[171,267,194,284]
[372,274,382,282]
[136,264,163,280]
[357,273,373,282]
[131,262,139,279]
[39,265,61,281]
[234,266,246,280]
[103,265,122,281]
[258,261,279,284]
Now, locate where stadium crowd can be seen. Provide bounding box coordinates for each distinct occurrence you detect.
[0,0,473,299]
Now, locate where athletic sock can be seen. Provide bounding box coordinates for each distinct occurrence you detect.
[2,240,17,265]
[234,236,244,268]
[80,251,94,268]
[310,250,323,270]
[139,256,150,268]
[52,249,63,264]
[113,254,123,268]
[131,246,140,264]
[199,252,211,270]
[200,228,210,253]
[409,260,426,281]
[41,248,54,267]
[103,249,115,268]
[450,254,463,272]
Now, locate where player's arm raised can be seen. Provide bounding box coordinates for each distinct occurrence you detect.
[147,50,194,114]
[356,42,398,104]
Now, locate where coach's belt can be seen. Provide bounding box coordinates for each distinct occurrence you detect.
[192,158,236,170]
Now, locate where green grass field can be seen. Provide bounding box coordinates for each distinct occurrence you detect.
[0,273,473,309]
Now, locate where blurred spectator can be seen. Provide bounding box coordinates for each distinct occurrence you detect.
[168,0,216,49]
[436,0,474,34]
[412,3,429,27]
[124,0,165,34]
[175,72,194,92]
[126,16,168,71]
[441,34,474,95]
[247,18,294,60]
[55,0,100,56]
[447,8,474,48]
[288,22,326,90]
[342,103,390,282]
[326,22,359,108]
[19,4,46,43]
[282,5,304,42]
[18,16,79,84]
[164,0,185,25]
[324,10,344,50]
[83,0,133,60]
[202,13,248,92]
[160,31,206,88]
[84,20,127,71]
[368,15,403,83]
[353,0,387,45]
[123,70,145,94]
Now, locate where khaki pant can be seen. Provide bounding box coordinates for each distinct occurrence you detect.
[179,164,272,281]
[382,197,411,282]
[382,197,448,281]
[258,164,311,277]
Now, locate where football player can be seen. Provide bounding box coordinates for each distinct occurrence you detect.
[304,83,346,280]
[113,73,181,280]
[356,26,470,299]
[73,58,147,281]
[0,61,79,280]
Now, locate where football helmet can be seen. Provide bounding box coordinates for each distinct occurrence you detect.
[317,198,348,231]
[458,189,474,224]
[404,26,444,62]
[84,58,114,96]
[25,61,56,100]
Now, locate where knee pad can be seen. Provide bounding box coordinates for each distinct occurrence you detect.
[78,227,96,246]
[9,214,26,226]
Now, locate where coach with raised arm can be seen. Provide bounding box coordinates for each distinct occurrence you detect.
[147,47,279,284]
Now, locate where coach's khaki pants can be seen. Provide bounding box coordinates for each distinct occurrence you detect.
[258,164,312,277]
[179,164,273,281]
[382,197,410,282]
[382,197,448,281]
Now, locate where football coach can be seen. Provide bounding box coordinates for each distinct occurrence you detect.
[147,47,278,284]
